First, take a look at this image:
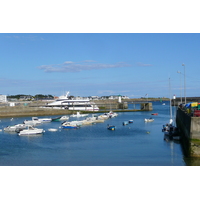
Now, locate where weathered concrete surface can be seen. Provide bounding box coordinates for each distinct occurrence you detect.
[176,107,200,157]
[0,106,73,118]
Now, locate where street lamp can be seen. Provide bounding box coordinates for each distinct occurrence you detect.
[177,71,183,104]
[182,63,186,104]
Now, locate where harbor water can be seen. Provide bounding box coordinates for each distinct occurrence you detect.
[0,101,195,166]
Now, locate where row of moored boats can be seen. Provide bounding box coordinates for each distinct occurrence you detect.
[3,111,119,135]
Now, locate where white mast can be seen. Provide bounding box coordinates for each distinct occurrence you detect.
[169,78,173,125]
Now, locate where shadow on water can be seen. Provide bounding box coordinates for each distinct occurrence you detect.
[184,157,200,166]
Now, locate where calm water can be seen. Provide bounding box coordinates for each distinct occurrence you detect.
[0,101,192,166]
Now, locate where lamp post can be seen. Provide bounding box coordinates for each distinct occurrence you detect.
[177,71,183,104]
[182,63,186,104]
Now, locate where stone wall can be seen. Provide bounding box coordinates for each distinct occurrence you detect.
[176,107,200,157]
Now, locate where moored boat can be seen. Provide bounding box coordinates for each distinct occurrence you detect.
[52,116,69,122]
[70,112,89,117]
[61,122,80,129]
[123,121,129,126]
[107,124,116,130]
[144,118,154,122]
[48,128,58,132]
[18,125,44,135]
[23,117,42,126]
[37,117,52,123]
[60,116,69,121]
[4,124,26,132]
[162,78,179,140]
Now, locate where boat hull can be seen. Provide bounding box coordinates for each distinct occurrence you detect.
[18,129,44,135]
[61,126,78,129]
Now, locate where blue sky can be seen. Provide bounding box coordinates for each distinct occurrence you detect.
[0,33,199,98]
[1,33,200,98]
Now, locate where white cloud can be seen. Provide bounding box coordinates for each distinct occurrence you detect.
[64,61,74,64]
[38,61,131,73]
[137,62,153,67]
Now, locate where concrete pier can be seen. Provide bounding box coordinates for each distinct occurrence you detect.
[176,107,200,157]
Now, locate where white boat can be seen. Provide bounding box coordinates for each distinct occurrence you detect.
[99,111,118,119]
[70,112,89,117]
[37,117,52,123]
[18,125,44,135]
[62,120,83,126]
[23,117,42,126]
[45,91,99,111]
[52,115,69,122]
[4,124,26,132]
[98,114,110,120]
[48,128,58,132]
[108,111,118,118]
[61,122,80,129]
[144,118,154,122]
[60,116,69,120]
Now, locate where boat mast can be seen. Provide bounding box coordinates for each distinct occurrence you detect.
[169,78,173,125]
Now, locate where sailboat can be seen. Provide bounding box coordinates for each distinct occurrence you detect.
[162,78,179,140]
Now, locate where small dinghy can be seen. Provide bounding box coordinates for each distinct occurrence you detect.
[123,121,129,126]
[48,128,58,132]
[144,118,154,122]
[107,124,116,130]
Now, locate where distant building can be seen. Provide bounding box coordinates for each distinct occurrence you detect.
[121,95,130,99]
[19,95,33,101]
[109,95,129,100]
[88,96,99,100]
[0,95,7,103]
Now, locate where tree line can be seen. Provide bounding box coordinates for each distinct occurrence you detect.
[7,94,54,100]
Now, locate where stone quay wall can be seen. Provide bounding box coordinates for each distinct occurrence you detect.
[176,108,200,157]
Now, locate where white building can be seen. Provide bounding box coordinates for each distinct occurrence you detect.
[0,95,7,103]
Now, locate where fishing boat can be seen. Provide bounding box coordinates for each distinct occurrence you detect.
[144,118,154,122]
[107,124,116,130]
[45,91,99,111]
[129,120,133,123]
[18,125,44,135]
